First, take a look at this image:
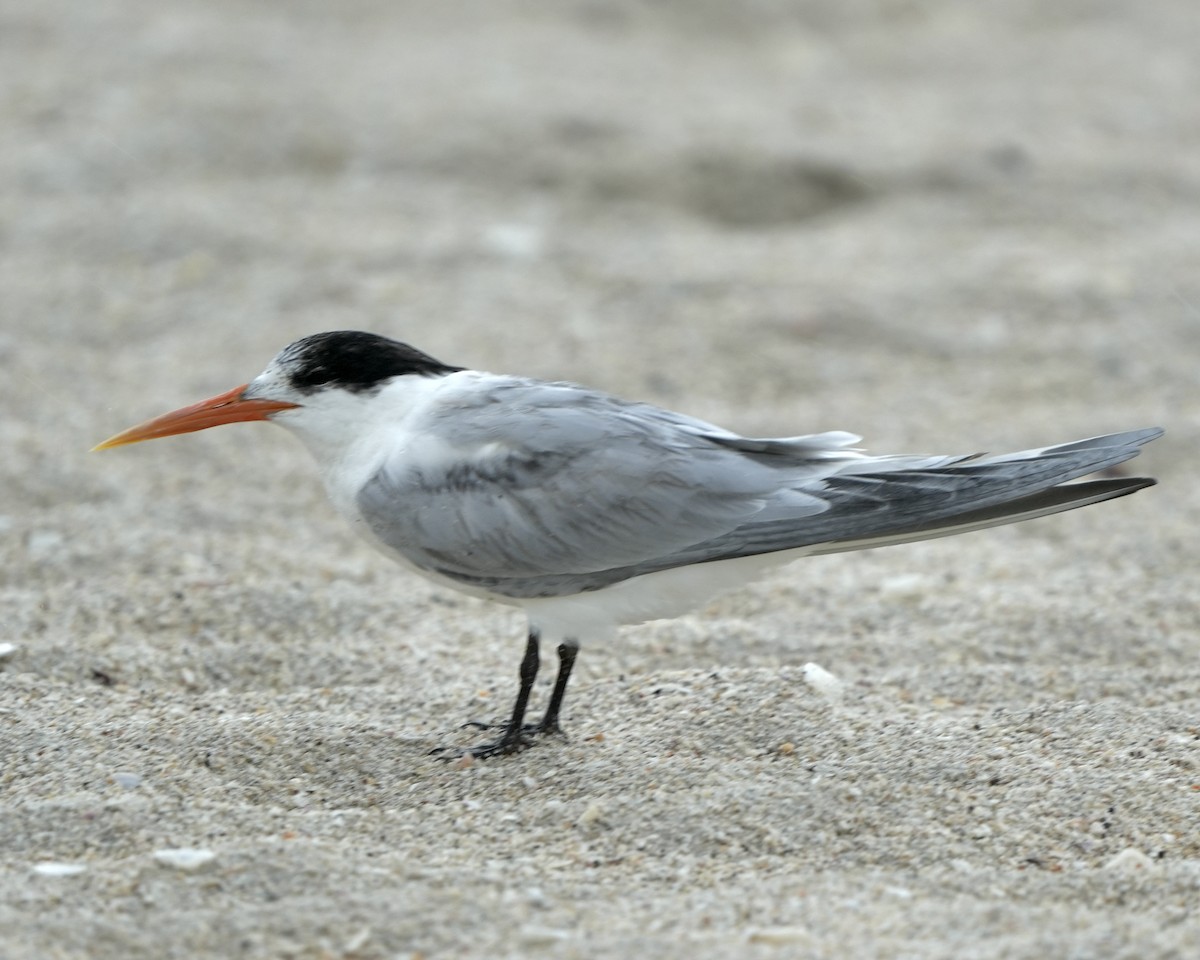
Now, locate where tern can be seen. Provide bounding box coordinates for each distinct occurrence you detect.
[96,331,1162,757]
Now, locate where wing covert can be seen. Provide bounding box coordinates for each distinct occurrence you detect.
[353,378,836,582]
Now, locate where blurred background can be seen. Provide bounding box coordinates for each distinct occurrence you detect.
[7,0,1196,421]
[2,0,1195,681]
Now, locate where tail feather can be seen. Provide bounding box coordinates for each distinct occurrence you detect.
[647,428,1162,569]
[806,476,1155,557]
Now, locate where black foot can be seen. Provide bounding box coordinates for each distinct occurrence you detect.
[430,631,579,761]
[527,718,567,738]
[463,730,535,759]
[430,720,566,760]
[430,736,532,759]
[460,717,567,737]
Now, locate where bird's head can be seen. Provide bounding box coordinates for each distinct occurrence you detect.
[93,331,462,451]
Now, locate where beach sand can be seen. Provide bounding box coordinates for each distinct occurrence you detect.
[2,2,1197,956]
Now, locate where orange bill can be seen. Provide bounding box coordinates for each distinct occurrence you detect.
[92,384,300,451]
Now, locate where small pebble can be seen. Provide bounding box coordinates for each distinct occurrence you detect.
[153,848,217,872]
[0,642,18,661]
[518,925,572,947]
[878,573,928,600]
[482,223,545,260]
[525,886,548,907]
[1103,848,1154,872]
[112,772,142,789]
[32,862,87,877]
[578,801,605,827]
[802,663,844,705]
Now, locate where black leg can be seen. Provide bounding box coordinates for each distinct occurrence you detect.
[433,629,580,759]
[503,628,541,742]
[534,641,578,736]
[457,628,541,759]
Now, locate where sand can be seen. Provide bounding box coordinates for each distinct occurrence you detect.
[2,1,1197,957]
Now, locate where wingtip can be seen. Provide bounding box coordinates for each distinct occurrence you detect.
[1129,426,1165,445]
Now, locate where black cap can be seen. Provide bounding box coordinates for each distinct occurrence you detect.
[277,331,463,394]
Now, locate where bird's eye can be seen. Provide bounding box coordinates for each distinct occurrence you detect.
[294,365,332,388]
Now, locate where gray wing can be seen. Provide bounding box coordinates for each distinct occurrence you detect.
[355,377,861,584]
[357,377,1161,599]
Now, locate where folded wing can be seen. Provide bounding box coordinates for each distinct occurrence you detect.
[355,379,859,584]
[355,379,1161,600]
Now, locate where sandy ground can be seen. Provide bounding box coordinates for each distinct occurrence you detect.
[2,1,1198,957]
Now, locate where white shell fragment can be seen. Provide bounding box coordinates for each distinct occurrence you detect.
[153,848,217,871]
[32,862,87,877]
[482,223,545,260]
[0,643,17,660]
[518,926,573,947]
[878,573,929,601]
[1103,848,1155,872]
[802,662,845,705]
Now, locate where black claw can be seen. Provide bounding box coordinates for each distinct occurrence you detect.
[465,731,535,759]
[429,739,522,759]
[431,719,565,760]
[526,719,566,738]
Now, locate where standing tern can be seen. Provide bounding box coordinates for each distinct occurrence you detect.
[95,331,1162,757]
